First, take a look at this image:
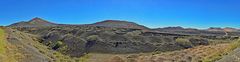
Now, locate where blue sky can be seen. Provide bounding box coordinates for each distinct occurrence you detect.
[0,0,240,29]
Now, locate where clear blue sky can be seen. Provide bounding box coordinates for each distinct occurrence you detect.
[0,0,240,29]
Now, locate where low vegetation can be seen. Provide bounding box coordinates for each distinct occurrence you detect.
[176,38,193,48]
[79,53,91,62]
[0,28,7,61]
[202,39,240,62]
[0,27,19,62]
[0,28,6,54]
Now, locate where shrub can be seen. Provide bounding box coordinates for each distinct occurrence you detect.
[86,35,99,41]
[79,53,91,62]
[176,38,193,48]
[53,41,63,50]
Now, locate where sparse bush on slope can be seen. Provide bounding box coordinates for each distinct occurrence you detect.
[86,35,100,41]
[176,38,193,48]
[53,41,64,50]
[202,39,240,62]
[0,28,6,54]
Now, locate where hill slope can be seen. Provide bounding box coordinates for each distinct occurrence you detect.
[0,27,84,62]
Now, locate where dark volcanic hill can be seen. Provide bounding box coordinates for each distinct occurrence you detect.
[9,18,149,30]
[91,20,149,30]
[9,17,57,27]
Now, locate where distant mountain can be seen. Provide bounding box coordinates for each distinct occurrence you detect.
[207,27,239,32]
[154,26,240,36]
[207,27,224,31]
[8,17,239,33]
[90,20,149,30]
[223,27,239,32]
[9,17,57,27]
[154,26,199,33]
[157,26,194,30]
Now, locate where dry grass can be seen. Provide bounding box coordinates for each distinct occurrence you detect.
[0,28,19,62]
[202,39,240,62]
[0,28,6,54]
[110,43,230,62]
[0,28,8,61]
[108,56,124,62]
[150,44,230,62]
[175,38,192,47]
[79,53,91,62]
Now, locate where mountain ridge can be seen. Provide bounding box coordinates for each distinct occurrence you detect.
[8,17,239,30]
[9,18,150,30]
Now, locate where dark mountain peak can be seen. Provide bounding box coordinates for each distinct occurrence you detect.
[207,27,224,31]
[92,20,149,30]
[102,20,122,22]
[9,17,57,27]
[30,17,42,21]
[95,20,134,24]
[163,26,184,30]
[208,27,222,29]
[28,17,55,24]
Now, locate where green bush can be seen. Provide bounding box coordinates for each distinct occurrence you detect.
[53,41,64,50]
[86,35,99,41]
[176,38,193,48]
